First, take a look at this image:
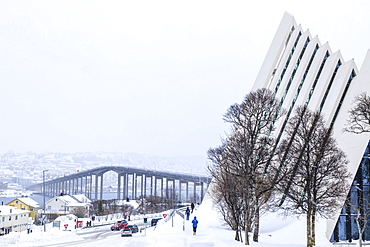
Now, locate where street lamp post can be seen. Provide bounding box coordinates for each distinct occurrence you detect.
[43,170,49,232]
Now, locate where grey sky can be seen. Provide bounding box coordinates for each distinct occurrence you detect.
[0,0,369,158]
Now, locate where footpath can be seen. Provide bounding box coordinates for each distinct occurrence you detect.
[123,200,243,247]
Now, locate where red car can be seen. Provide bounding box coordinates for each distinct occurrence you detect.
[111,220,128,231]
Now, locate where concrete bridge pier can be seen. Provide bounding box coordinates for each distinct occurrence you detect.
[117,174,122,200]
[160,177,164,198]
[143,174,147,197]
[89,174,93,199]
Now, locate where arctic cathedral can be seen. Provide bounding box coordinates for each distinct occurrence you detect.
[251,13,370,242]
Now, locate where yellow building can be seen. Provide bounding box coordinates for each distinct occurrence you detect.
[7,197,39,220]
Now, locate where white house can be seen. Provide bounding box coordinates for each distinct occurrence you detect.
[45,194,91,215]
[0,205,30,234]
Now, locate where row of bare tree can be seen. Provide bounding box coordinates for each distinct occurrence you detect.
[208,88,370,246]
[87,194,179,218]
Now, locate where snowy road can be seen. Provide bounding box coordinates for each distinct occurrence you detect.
[34,221,154,247]
[35,227,131,246]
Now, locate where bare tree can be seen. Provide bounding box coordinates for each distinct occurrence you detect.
[209,88,284,245]
[352,198,370,247]
[70,207,89,218]
[343,172,370,247]
[137,195,165,214]
[107,199,119,214]
[89,200,104,216]
[121,204,135,219]
[277,106,350,247]
[161,186,178,210]
[344,92,370,134]
[208,141,245,242]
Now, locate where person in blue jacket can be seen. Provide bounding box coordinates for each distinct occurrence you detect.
[192,216,198,235]
[185,207,190,220]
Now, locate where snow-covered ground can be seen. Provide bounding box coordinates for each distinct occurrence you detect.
[125,198,334,247]
[0,195,337,247]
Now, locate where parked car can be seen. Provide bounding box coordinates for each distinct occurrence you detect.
[121,226,133,237]
[151,218,162,226]
[127,224,139,233]
[111,220,128,231]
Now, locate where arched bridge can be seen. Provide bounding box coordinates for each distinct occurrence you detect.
[27,166,211,203]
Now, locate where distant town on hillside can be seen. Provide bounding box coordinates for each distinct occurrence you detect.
[0,151,208,193]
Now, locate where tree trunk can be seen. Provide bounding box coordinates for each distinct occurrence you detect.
[244,192,250,245]
[235,228,240,241]
[356,212,363,247]
[244,219,250,245]
[307,211,311,247]
[312,209,316,247]
[253,202,259,242]
[307,201,315,247]
[244,204,250,245]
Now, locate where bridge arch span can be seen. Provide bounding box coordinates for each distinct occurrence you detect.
[28,166,211,203]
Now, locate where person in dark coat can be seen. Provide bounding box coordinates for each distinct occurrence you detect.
[185,207,190,220]
[191,202,195,213]
[192,216,198,235]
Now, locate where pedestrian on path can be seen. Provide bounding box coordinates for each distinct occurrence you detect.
[191,202,195,213]
[192,216,198,235]
[185,207,190,220]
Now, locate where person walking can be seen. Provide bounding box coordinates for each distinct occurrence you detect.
[192,216,198,235]
[191,202,195,213]
[185,207,190,220]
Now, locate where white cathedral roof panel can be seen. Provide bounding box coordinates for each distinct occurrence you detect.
[273,30,312,101]
[320,59,357,125]
[292,43,331,109]
[253,13,298,90]
[306,51,343,113]
[279,35,319,112]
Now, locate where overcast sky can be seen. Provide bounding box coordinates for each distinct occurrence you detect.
[0,0,369,158]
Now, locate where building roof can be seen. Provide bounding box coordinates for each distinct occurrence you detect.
[46,194,91,205]
[71,194,91,203]
[66,202,89,207]
[10,197,39,208]
[61,195,79,204]
[0,205,30,215]
[46,195,78,205]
